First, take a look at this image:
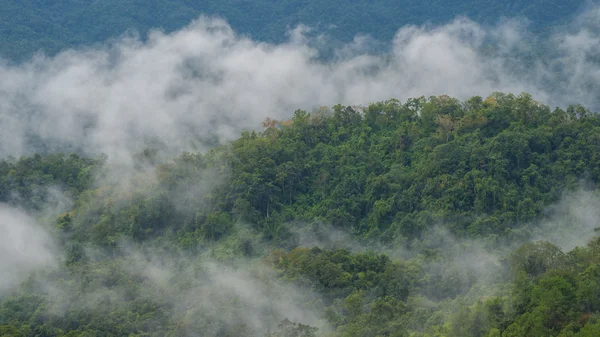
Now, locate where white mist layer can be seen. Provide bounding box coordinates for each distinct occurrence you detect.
[0,204,56,293]
[0,11,599,161]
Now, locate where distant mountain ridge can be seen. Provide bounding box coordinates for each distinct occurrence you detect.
[0,0,587,62]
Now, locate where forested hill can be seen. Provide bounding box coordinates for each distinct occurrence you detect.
[0,0,586,62]
[2,93,600,336]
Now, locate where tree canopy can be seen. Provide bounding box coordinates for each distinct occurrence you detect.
[0,0,585,61]
[1,93,599,336]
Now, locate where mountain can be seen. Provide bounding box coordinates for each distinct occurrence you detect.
[2,1,600,336]
[0,0,587,62]
[1,94,600,336]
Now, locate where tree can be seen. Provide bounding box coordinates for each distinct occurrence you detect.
[264,319,318,337]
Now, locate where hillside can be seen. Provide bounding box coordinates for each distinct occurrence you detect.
[0,0,586,62]
[1,93,600,336]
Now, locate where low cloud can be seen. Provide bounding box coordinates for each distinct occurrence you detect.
[2,9,600,335]
[40,243,328,337]
[0,204,57,293]
[0,10,598,162]
[533,189,600,251]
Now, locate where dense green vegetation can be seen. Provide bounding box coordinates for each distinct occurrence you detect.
[1,93,600,336]
[0,0,586,61]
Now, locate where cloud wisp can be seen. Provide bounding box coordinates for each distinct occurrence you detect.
[0,204,57,294]
[0,11,599,162]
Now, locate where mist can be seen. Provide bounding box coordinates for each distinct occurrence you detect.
[1,7,600,337]
[0,9,599,163]
[0,204,57,294]
[21,239,329,337]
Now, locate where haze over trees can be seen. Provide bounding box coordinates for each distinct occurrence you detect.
[1,93,600,336]
[2,2,600,336]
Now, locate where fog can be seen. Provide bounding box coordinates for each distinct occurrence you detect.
[0,204,57,294]
[38,243,328,337]
[0,10,599,163]
[1,7,600,336]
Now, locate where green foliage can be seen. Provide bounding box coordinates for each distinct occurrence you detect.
[265,319,318,337]
[2,93,600,336]
[0,0,585,61]
[0,153,97,211]
[509,241,566,278]
[32,93,598,250]
[217,93,600,243]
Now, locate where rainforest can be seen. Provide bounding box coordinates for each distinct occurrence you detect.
[1,93,600,337]
[2,2,600,337]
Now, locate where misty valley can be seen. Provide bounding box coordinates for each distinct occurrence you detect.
[2,2,600,337]
[1,94,600,337]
